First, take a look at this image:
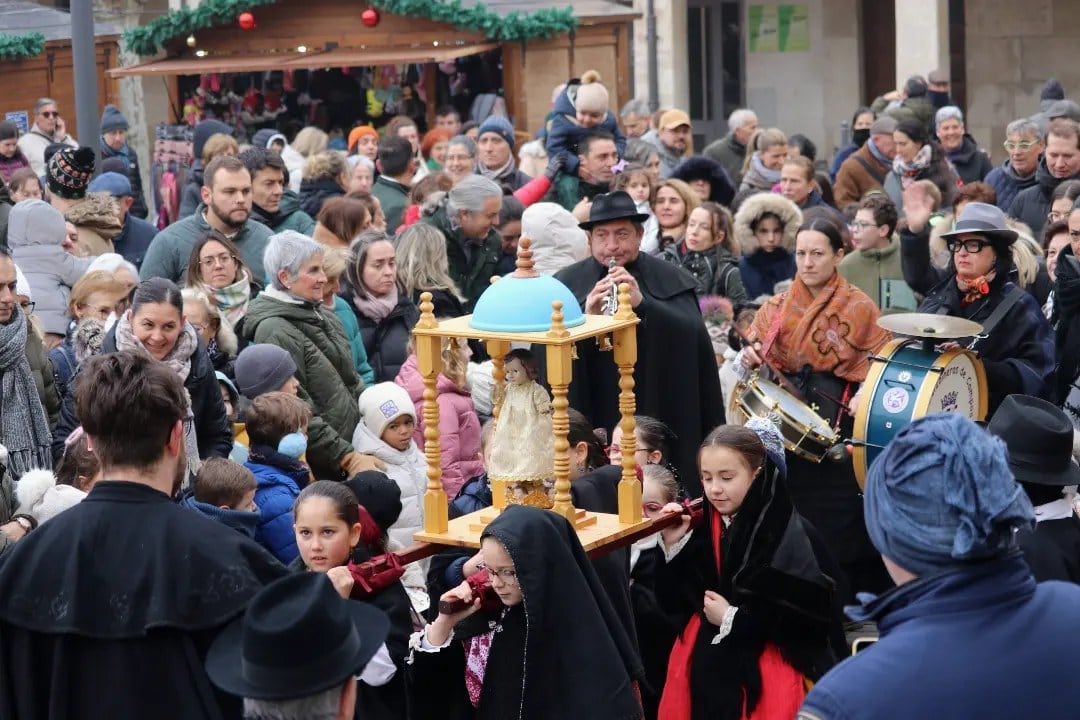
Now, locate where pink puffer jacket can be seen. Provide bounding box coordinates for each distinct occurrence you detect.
[395,355,484,497]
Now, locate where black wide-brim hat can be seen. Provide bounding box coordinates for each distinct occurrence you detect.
[205,573,390,700]
[578,190,651,231]
[988,394,1080,487]
[938,202,1018,247]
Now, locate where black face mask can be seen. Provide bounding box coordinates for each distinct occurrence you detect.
[852,128,871,147]
[928,90,951,109]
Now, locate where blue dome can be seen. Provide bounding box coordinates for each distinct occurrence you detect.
[470,274,586,332]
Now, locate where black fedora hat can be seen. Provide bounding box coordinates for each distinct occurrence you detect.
[578,191,651,231]
[938,202,1018,246]
[988,394,1080,486]
[205,573,390,700]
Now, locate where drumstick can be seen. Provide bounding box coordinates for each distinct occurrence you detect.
[733,325,805,399]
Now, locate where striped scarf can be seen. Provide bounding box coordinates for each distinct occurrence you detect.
[0,309,52,477]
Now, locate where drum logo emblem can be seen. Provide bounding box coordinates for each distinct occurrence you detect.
[882,387,910,414]
[940,391,959,413]
[898,371,912,383]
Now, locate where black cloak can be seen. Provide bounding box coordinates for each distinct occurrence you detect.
[409,505,644,720]
[0,481,288,720]
[553,254,725,493]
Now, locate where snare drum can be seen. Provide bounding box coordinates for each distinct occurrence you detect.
[736,376,839,462]
[853,338,987,489]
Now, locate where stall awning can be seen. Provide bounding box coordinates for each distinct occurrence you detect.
[108,42,499,78]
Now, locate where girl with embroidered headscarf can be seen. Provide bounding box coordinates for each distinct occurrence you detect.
[184,230,257,327]
[737,216,893,599]
[655,423,842,720]
[408,504,644,720]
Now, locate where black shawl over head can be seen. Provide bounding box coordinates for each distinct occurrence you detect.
[479,505,644,720]
[662,460,838,720]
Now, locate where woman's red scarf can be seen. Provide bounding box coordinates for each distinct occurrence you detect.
[657,511,806,720]
[956,271,994,306]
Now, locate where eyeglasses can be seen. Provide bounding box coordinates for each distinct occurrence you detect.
[20,301,35,314]
[946,238,992,254]
[606,445,655,458]
[199,253,237,268]
[189,322,208,334]
[848,221,878,231]
[40,111,59,118]
[1003,140,1040,152]
[478,563,517,585]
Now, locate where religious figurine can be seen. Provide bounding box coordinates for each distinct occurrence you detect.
[488,348,555,507]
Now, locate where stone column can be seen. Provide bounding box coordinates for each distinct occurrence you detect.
[895,0,949,87]
[631,0,690,110]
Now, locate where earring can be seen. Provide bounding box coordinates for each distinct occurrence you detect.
[575,459,586,474]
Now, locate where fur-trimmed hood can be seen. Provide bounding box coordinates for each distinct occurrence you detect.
[72,317,107,364]
[63,192,123,240]
[670,155,736,205]
[733,192,802,256]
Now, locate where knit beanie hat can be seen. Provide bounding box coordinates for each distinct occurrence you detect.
[16,469,88,525]
[14,265,31,301]
[864,413,1035,576]
[574,70,610,114]
[47,146,95,200]
[99,104,129,134]
[7,199,67,251]
[869,116,897,136]
[1041,78,1065,103]
[345,470,403,533]
[348,125,379,153]
[477,116,515,148]
[234,343,298,399]
[358,382,416,440]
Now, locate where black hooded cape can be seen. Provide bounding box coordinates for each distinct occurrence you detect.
[0,481,288,720]
[553,254,724,493]
[409,505,644,720]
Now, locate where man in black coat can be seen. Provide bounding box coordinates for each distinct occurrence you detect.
[988,394,1080,584]
[88,170,157,269]
[0,352,287,720]
[554,191,724,492]
[99,104,148,219]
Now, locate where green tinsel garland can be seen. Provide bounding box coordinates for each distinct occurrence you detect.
[124,0,577,57]
[0,32,45,61]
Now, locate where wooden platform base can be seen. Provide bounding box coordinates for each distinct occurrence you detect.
[413,506,654,553]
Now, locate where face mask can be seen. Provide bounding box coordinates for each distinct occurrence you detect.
[852,128,871,148]
[928,90,950,108]
[277,431,307,459]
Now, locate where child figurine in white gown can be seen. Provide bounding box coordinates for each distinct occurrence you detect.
[488,349,555,506]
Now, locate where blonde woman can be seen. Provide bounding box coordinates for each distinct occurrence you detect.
[394,223,466,318]
[48,270,129,397]
[320,246,374,386]
[739,127,788,193]
[652,178,700,252]
[298,151,347,217]
[181,287,238,374]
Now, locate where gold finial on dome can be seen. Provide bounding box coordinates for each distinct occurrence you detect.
[512,237,538,279]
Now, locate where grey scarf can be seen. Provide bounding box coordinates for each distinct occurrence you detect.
[477,154,518,183]
[0,310,53,477]
[114,313,202,486]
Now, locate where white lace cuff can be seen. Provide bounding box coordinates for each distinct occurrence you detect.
[406,626,453,664]
[662,530,693,562]
[732,349,753,382]
[710,606,739,644]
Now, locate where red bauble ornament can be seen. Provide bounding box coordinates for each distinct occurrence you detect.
[238,12,256,30]
[361,8,379,27]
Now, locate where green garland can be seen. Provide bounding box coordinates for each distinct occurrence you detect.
[124,0,577,56]
[0,32,45,61]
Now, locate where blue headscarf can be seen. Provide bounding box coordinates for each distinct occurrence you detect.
[865,413,1035,575]
[744,416,787,477]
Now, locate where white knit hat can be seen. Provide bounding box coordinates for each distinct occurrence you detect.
[574,70,610,114]
[358,382,416,440]
[16,469,87,524]
[14,265,31,302]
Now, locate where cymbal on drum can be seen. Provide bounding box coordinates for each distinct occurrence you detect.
[876,313,983,339]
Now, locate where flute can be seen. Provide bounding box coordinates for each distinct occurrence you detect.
[601,256,618,316]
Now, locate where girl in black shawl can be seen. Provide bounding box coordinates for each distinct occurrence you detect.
[655,424,841,720]
[408,504,644,720]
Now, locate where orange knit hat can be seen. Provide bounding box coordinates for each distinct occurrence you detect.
[348,125,379,153]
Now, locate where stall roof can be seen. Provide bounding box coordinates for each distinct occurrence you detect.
[108,41,501,78]
[0,0,118,41]
[464,0,637,21]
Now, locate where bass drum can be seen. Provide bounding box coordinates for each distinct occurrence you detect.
[853,338,987,489]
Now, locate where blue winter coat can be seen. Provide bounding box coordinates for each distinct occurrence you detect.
[545,82,627,175]
[800,554,1080,720]
[984,160,1039,214]
[245,449,308,564]
[179,494,260,539]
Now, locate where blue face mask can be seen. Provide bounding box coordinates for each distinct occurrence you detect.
[277,431,307,459]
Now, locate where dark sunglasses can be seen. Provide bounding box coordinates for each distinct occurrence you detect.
[40,111,59,118]
[946,238,992,254]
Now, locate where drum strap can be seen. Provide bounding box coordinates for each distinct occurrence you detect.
[936,286,1024,350]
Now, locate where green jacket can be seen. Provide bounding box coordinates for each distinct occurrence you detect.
[242,291,362,479]
[837,238,917,314]
[26,328,58,428]
[871,94,936,134]
[548,172,582,212]
[421,205,501,310]
[332,294,376,386]
[702,132,747,188]
[140,205,275,284]
[372,176,410,235]
[250,191,316,236]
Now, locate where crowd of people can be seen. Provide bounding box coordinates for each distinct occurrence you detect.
[2,67,1080,719]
